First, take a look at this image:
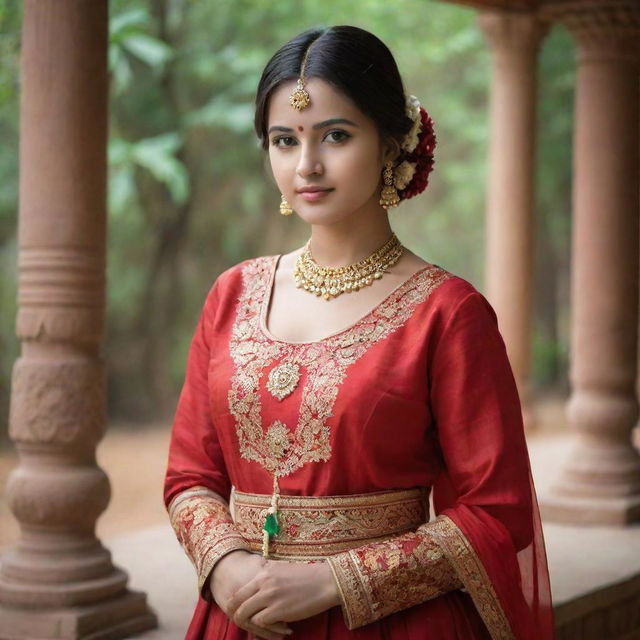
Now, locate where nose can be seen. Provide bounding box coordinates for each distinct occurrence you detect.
[296,141,323,178]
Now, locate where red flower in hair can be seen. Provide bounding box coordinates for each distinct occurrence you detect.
[398,107,436,201]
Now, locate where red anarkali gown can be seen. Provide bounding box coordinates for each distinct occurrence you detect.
[164,254,555,640]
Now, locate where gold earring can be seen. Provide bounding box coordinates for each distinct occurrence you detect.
[379,161,400,209]
[280,194,293,216]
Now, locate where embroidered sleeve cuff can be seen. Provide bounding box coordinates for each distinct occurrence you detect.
[427,515,515,639]
[326,515,464,629]
[168,486,250,600]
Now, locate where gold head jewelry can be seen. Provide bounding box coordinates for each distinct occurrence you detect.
[289,40,315,111]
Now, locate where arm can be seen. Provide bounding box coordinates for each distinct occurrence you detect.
[327,517,464,629]
[327,289,533,635]
[163,281,249,600]
[167,485,250,598]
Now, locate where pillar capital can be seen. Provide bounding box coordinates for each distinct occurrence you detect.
[541,1,640,62]
[478,10,551,55]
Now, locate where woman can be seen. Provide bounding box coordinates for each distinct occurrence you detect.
[163,25,555,640]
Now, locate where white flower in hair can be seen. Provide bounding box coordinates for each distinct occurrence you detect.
[401,94,422,153]
[394,160,417,190]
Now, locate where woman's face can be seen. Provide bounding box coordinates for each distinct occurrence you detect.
[266,77,394,226]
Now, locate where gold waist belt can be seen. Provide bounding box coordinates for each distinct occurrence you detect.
[230,486,429,560]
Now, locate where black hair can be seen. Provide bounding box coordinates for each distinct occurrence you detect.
[254,25,413,152]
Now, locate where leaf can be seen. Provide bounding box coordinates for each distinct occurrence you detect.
[131,134,190,205]
[186,98,254,133]
[123,34,173,71]
[109,8,148,43]
[109,47,134,94]
[109,167,137,216]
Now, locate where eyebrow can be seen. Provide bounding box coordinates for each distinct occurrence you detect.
[267,118,359,135]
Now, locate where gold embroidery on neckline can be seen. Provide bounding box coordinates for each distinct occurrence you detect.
[227,256,452,480]
[266,362,301,400]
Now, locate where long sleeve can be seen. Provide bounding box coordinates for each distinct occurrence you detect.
[164,281,249,600]
[327,288,536,637]
[327,515,464,629]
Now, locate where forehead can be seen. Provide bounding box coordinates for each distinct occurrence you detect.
[267,77,367,126]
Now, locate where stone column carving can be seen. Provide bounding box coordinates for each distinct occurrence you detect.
[478,11,550,432]
[0,2,157,636]
[540,1,640,525]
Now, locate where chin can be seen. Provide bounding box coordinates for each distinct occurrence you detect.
[297,208,352,226]
[296,197,369,224]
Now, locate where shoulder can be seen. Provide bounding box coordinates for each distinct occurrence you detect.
[425,265,498,329]
[202,254,277,308]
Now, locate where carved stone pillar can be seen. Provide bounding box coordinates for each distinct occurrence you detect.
[0,2,157,637]
[478,11,549,432]
[540,2,640,525]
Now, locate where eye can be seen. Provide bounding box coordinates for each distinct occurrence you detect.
[324,130,350,143]
[271,136,297,148]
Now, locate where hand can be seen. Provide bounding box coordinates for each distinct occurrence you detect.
[210,550,293,640]
[226,558,341,632]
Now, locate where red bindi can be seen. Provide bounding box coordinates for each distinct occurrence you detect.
[297,126,304,132]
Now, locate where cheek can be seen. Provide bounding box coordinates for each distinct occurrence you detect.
[268,151,293,185]
[335,146,382,192]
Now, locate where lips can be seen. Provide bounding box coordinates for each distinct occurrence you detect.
[298,187,333,202]
[296,187,333,193]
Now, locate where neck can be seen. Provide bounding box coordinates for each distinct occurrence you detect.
[307,205,395,268]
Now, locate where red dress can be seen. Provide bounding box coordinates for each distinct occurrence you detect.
[164,254,555,639]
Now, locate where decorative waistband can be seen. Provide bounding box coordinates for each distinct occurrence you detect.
[230,486,430,560]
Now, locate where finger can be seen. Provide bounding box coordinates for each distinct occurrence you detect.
[250,617,292,635]
[234,591,273,629]
[250,607,290,632]
[232,588,286,635]
[222,601,290,635]
[246,625,286,640]
[239,595,293,638]
[226,577,261,617]
[231,616,287,640]
[245,620,289,640]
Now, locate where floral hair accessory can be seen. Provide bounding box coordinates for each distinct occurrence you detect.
[394,94,437,202]
[401,95,422,153]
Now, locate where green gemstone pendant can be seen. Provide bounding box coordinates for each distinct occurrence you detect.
[263,512,280,538]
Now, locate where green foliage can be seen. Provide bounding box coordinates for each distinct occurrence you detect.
[109,8,173,94]
[0,0,21,432]
[0,0,575,422]
[110,133,190,205]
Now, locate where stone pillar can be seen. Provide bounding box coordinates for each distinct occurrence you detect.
[0,2,157,637]
[478,11,549,432]
[540,3,640,525]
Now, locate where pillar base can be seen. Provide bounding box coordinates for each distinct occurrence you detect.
[0,590,157,640]
[540,491,640,525]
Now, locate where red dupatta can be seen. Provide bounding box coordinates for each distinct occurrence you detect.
[429,290,555,640]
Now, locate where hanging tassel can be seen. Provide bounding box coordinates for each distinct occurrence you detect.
[262,475,281,558]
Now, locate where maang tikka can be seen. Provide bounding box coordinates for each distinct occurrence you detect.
[289,40,316,111]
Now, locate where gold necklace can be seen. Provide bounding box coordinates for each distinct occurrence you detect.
[293,233,405,300]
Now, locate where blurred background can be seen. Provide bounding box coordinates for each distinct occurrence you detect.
[4,2,640,637]
[0,0,574,429]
